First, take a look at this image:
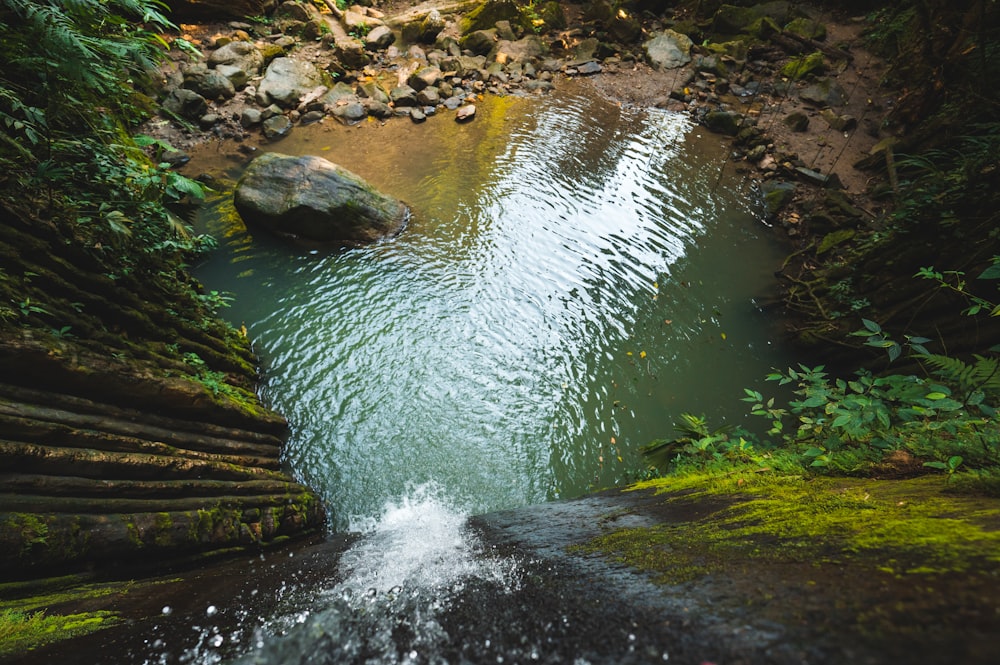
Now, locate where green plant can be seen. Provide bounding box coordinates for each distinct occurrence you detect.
[641,413,763,472]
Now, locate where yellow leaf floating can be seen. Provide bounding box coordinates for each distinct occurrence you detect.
[640,350,647,359]
[626,351,633,356]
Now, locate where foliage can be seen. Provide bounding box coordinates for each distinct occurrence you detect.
[645,261,1000,480]
[0,0,211,270]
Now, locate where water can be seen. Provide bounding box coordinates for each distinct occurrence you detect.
[190,82,790,530]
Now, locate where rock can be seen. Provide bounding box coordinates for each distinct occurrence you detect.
[570,61,603,76]
[713,2,797,34]
[207,41,264,77]
[703,110,746,136]
[799,77,848,107]
[300,110,325,125]
[712,4,761,33]
[256,57,324,107]
[693,54,728,78]
[416,87,441,106]
[183,66,236,100]
[495,19,516,41]
[781,51,824,80]
[794,166,843,189]
[261,114,293,139]
[440,54,488,77]
[215,64,249,89]
[462,29,498,56]
[198,113,220,129]
[409,107,427,123]
[785,17,827,41]
[761,180,796,216]
[390,85,419,107]
[460,0,525,35]
[365,25,395,50]
[331,102,366,123]
[443,95,463,109]
[333,38,370,70]
[494,35,547,63]
[161,150,190,167]
[274,0,315,22]
[820,109,857,132]
[274,0,324,38]
[408,66,443,91]
[572,37,599,62]
[357,81,390,104]
[784,112,809,132]
[644,30,693,70]
[261,103,284,120]
[161,88,208,119]
[456,104,476,122]
[343,10,383,32]
[319,82,358,106]
[364,100,393,118]
[233,153,409,244]
[241,108,263,127]
[418,8,446,43]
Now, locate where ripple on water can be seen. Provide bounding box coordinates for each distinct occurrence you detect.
[192,84,790,529]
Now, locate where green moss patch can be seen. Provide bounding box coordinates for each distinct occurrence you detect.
[579,473,1000,583]
[0,608,118,657]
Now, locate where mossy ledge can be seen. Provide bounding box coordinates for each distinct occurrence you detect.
[585,473,1000,579]
[563,472,1000,657]
[0,199,325,582]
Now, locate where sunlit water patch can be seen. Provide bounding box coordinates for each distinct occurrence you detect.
[190,82,790,529]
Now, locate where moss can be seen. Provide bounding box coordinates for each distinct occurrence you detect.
[0,608,118,656]
[781,51,825,79]
[579,473,1000,584]
[152,512,173,548]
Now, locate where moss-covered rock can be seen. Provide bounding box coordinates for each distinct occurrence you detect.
[782,50,825,79]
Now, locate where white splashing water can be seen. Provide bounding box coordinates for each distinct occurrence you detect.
[143,484,515,665]
[212,484,517,665]
[335,483,513,598]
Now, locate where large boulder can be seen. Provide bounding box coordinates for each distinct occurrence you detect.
[234,153,409,244]
[256,57,325,107]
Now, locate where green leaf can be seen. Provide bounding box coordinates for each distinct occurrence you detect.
[800,395,827,408]
[978,263,1000,280]
[925,392,948,400]
[861,318,881,333]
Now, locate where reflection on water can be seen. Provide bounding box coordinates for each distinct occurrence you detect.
[190,83,790,529]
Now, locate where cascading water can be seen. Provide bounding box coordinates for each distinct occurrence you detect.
[231,485,518,665]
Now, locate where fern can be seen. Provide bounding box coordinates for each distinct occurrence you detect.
[920,353,1000,397]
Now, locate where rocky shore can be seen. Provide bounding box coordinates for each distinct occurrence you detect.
[148,0,905,343]
[149,0,891,244]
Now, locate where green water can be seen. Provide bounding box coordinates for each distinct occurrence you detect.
[190,83,791,529]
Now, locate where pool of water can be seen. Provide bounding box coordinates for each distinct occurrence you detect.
[189,82,790,530]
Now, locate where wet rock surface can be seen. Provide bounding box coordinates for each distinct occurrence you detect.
[10,480,998,665]
[234,152,409,244]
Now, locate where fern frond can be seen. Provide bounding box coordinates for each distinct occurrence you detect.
[921,353,1000,397]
